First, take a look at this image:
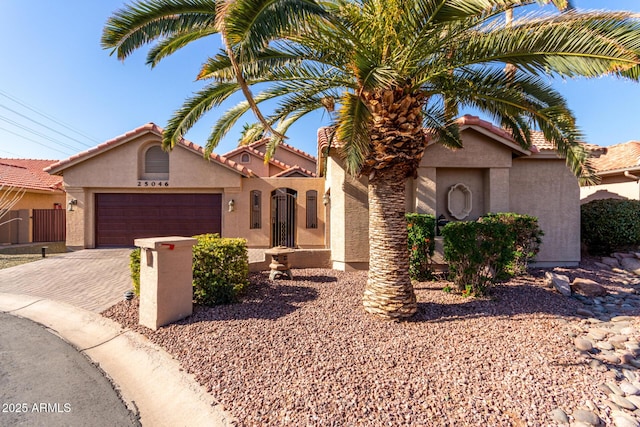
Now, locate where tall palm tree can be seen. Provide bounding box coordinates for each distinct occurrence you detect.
[103,0,640,319]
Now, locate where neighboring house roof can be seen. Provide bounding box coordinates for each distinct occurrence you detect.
[0,159,63,192]
[241,138,318,162]
[45,123,253,177]
[588,141,640,174]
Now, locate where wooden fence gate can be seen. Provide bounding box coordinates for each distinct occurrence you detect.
[32,209,66,242]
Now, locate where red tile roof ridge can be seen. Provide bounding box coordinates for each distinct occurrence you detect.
[45,122,253,177]
[247,138,317,160]
[272,165,317,177]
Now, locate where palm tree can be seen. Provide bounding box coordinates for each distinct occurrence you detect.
[103,0,640,319]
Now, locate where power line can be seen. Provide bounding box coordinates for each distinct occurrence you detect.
[0,115,81,152]
[0,127,75,156]
[0,104,93,150]
[0,89,100,145]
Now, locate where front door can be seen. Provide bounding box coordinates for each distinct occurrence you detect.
[271,188,296,247]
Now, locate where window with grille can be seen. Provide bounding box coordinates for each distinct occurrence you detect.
[145,145,169,174]
[306,190,318,229]
[250,190,261,229]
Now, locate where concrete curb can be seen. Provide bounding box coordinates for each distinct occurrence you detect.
[0,293,236,427]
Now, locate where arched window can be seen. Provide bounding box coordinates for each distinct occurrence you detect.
[306,190,318,229]
[145,145,169,174]
[250,190,261,229]
[240,153,250,163]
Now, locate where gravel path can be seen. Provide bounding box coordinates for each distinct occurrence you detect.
[103,263,640,426]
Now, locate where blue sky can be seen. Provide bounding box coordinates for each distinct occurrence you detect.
[1,1,640,161]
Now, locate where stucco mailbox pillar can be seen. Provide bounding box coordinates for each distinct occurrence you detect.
[134,236,197,330]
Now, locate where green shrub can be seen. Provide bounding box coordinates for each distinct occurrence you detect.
[442,220,514,296]
[129,248,141,296]
[406,213,436,280]
[581,199,640,255]
[192,233,249,306]
[127,234,249,305]
[479,213,543,277]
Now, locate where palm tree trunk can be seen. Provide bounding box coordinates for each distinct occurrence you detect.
[363,167,417,319]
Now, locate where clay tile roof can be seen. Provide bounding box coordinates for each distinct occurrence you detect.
[271,165,317,178]
[45,123,253,177]
[228,138,317,161]
[589,141,640,173]
[0,159,63,192]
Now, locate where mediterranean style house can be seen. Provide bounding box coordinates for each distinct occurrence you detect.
[44,123,325,251]
[320,115,581,269]
[580,141,640,203]
[46,116,583,268]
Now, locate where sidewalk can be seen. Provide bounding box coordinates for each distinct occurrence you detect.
[0,249,235,426]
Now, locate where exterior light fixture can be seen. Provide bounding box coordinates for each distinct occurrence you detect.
[322,192,330,206]
[67,199,78,211]
[228,199,235,212]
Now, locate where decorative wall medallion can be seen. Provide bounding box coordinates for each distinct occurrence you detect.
[447,183,472,220]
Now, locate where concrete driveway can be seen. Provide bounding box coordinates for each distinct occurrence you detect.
[0,249,132,313]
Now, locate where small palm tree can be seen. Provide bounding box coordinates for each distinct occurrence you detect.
[103,0,640,319]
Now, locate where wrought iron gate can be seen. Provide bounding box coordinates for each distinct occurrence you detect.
[271,188,296,247]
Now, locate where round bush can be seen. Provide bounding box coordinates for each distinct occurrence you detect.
[581,199,640,255]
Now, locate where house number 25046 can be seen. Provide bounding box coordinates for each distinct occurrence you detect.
[137,181,169,187]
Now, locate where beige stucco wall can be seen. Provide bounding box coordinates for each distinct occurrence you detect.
[227,152,270,177]
[581,174,640,203]
[510,157,580,266]
[223,177,326,249]
[327,156,370,270]
[420,129,513,169]
[5,190,66,211]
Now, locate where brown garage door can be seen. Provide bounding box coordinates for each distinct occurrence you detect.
[95,193,222,247]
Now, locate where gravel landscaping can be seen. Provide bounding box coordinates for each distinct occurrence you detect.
[103,260,640,426]
[0,254,46,270]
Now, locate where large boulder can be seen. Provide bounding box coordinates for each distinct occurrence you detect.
[545,271,571,296]
[571,278,608,297]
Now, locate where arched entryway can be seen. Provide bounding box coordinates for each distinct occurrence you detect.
[271,188,296,247]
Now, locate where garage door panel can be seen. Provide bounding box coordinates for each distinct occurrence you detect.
[95,193,222,247]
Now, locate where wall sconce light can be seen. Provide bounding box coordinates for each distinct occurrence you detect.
[228,199,235,212]
[67,199,78,211]
[322,192,330,206]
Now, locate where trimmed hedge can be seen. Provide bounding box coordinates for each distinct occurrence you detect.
[128,233,249,305]
[442,213,543,296]
[478,213,543,277]
[129,248,141,296]
[192,233,249,305]
[581,199,640,255]
[406,213,436,280]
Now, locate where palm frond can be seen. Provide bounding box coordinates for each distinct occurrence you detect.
[101,0,217,60]
[335,92,372,176]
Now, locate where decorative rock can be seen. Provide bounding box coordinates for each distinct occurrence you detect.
[611,410,640,427]
[611,393,638,410]
[622,257,640,276]
[545,271,572,296]
[589,328,610,341]
[621,381,640,396]
[550,407,569,424]
[595,261,612,270]
[575,338,594,352]
[626,395,640,409]
[572,278,608,297]
[598,383,613,394]
[577,308,596,318]
[612,335,631,349]
[622,327,638,335]
[602,354,622,364]
[621,354,636,365]
[573,409,601,425]
[609,382,626,396]
[597,341,615,351]
[603,257,622,268]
